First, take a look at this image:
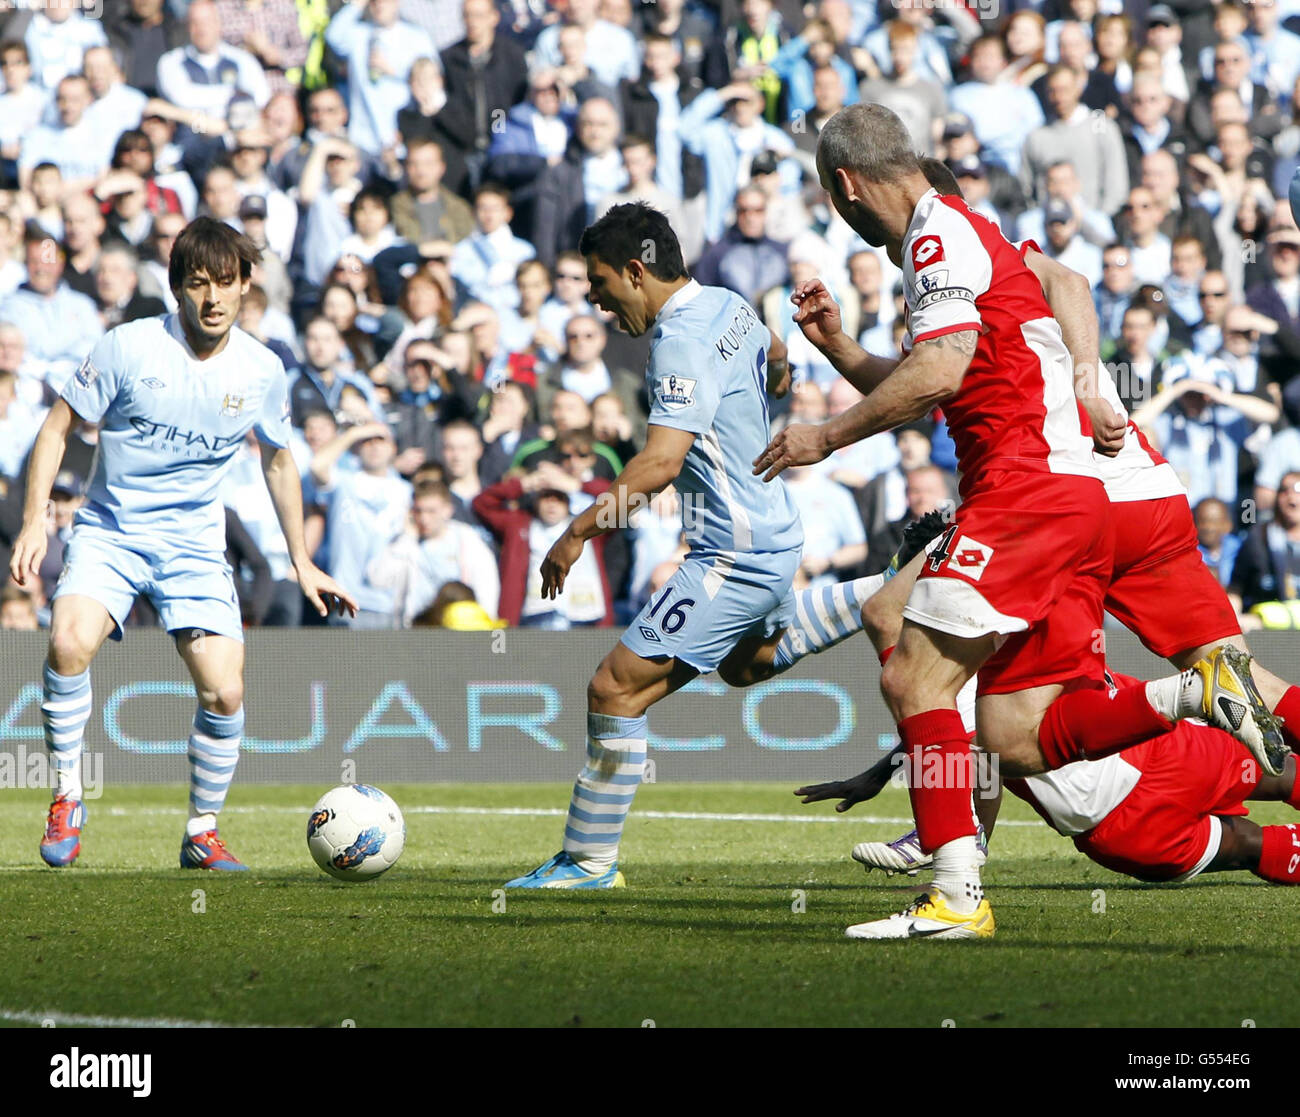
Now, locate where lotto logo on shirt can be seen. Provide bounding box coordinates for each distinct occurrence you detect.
[946,535,994,581]
[911,235,945,270]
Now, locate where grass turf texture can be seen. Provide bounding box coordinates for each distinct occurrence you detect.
[0,781,1293,1028]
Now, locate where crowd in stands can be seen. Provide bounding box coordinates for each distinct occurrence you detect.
[2,0,1300,632]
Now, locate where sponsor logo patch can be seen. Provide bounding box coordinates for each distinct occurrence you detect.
[911,235,945,270]
[638,625,662,643]
[74,357,98,389]
[657,375,697,411]
[913,269,948,295]
[947,535,994,581]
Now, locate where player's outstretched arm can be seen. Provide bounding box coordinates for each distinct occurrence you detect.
[1022,249,1125,456]
[754,331,975,482]
[795,743,905,811]
[540,424,694,600]
[259,442,358,619]
[9,399,77,588]
[789,278,899,395]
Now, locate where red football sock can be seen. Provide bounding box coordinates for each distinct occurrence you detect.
[1288,768,1300,811]
[878,645,895,666]
[901,709,976,854]
[1037,681,1173,769]
[1272,686,1300,755]
[1254,824,1300,884]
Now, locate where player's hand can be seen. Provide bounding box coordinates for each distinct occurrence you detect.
[790,279,844,352]
[1082,397,1126,456]
[753,422,831,481]
[297,562,358,619]
[794,766,890,812]
[540,530,584,600]
[9,523,48,588]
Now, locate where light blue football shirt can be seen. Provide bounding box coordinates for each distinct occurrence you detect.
[61,314,292,557]
[646,280,802,563]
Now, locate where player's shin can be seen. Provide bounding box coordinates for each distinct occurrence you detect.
[1254,824,1300,884]
[41,663,92,801]
[1036,680,1174,768]
[561,712,648,873]
[902,709,983,913]
[772,575,885,672]
[186,706,244,837]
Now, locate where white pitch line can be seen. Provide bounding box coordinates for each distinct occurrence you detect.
[0,1007,274,1029]
[81,803,1039,827]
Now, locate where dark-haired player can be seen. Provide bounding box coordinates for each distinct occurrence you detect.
[505,202,890,889]
[10,217,357,870]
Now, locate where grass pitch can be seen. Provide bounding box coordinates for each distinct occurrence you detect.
[0,781,1293,1028]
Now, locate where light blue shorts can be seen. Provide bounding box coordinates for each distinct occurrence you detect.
[53,526,244,643]
[621,549,801,672]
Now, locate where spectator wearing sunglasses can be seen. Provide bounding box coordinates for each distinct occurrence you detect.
[1192,269,1232,355]
[534,313,646,444]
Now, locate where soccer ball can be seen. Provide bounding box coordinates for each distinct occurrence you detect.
[306,784,406,881]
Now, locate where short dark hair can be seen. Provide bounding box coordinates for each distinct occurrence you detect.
[1,41,30,64]
[578,202,687,281]
[168,217,260,292]
[414,479,453,503]
[920,157,961,197]
[473,181,511,206]
[349,188,390,224]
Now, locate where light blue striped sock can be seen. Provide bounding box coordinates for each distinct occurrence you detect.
[42,663,92,801]
[772,574,885,672]
[187,706,244,835]
[562,712,648,872]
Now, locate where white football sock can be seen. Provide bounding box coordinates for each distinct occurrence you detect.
[931,835,984,915]
[1145,670,1203,724]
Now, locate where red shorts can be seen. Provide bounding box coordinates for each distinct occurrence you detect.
[1104,496,1241,659]
[905,470,1114,696]
[1075,721,1259,882]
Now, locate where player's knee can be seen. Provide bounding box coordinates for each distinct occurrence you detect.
[46,626,94,675]
[879,656,910,717]
[200,683,244,717]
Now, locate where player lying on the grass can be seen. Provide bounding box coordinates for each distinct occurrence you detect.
[753,107,1284,940]
[797,674,1300,890]
[8,217,357,871]
[505,203,911,889]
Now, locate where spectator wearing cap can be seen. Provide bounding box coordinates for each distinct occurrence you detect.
[940,112,1027,220]
[156,0,271,117]
[0,229,102,393]
[228,129,297,261]
[22,0,107,93]
[473,460,614,628]
[1144,5,1196,105]
[1244,0,1300,98]
[485,67,577,189]
[1121,75,1197,189]
[388,139,473,246]
[108,0,187,100]
[948,155,1002,228]
[0,44,50,184]
[233,195,293,316]
[678,80,796,245]
[1039,197,1104,286]
[1132,350,1280,509]
[449,182,536,313]
[525,97,627,270]
[288,315,383,426]
[19,75,115,192]
[693,185,789,308]
[312,419,413,628]
[949,34,1045,175]
[367,479,500,626]
[323,0,434,156]
[858,21,946,156]
[1020,64,1129,216]
[1015,160,1115,248]
[94,243,167,329]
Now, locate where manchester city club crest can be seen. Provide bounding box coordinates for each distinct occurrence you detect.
[220,394,245,418]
